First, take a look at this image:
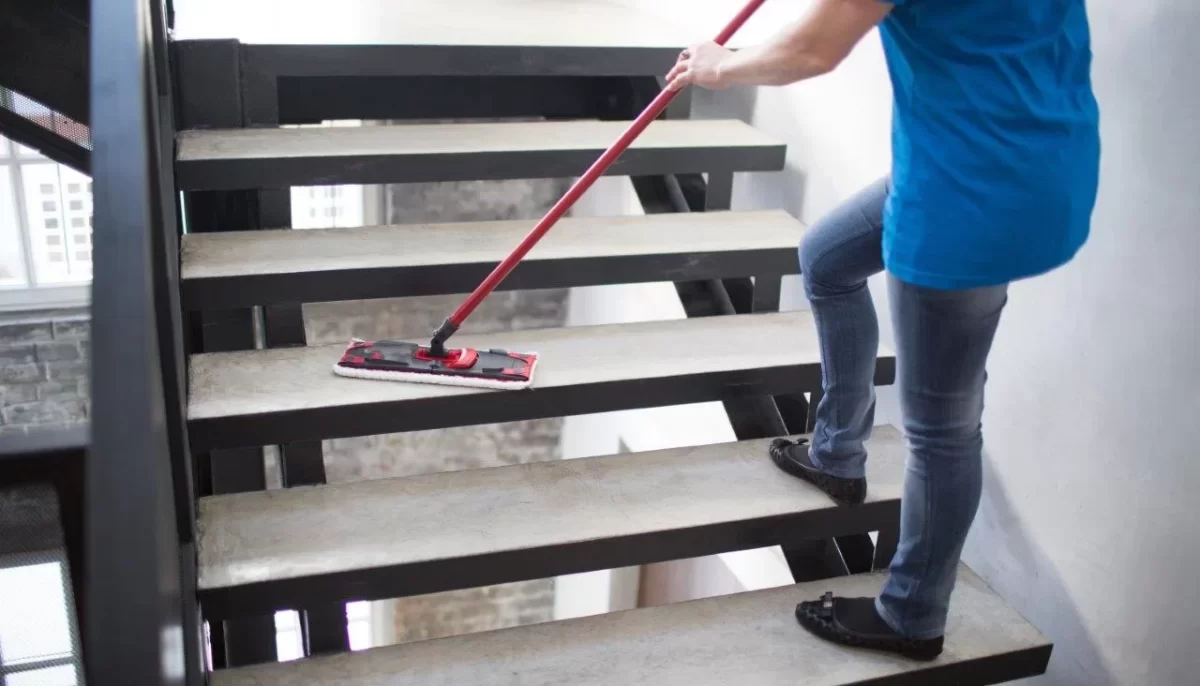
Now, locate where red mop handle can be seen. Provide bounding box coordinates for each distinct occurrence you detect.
[434,0,769,345]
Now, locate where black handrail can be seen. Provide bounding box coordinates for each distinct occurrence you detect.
[85,0,197,683]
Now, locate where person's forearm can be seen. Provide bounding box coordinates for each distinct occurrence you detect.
[716,0,891,87]
[717,38,834,87]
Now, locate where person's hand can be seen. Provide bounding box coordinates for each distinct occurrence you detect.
[666,41,734,91]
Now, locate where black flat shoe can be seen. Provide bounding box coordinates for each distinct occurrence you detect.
[795,593,944,662]
[769,438,867,505]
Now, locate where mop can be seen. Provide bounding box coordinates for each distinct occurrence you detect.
[333,0,770,390]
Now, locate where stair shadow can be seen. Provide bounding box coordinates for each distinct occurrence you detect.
[966,454,1120,686]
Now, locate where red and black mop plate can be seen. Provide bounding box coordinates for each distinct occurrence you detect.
[333,339,537,388]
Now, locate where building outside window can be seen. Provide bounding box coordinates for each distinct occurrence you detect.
[0,133,92,311]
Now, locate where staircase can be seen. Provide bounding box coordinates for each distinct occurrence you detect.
[156,1,1052,684]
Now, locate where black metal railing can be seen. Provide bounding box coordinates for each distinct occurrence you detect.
[85,0,198,683]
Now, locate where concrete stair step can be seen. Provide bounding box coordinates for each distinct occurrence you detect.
[197,427,907,619]
[211,565,1051,686]
[180,209,806,310]
[174,119,786,190]
[186,312,897,452]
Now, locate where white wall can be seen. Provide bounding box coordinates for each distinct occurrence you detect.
[613,1,1200,684]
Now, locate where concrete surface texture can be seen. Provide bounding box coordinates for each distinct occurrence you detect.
[300,175,572,645]
[211,567,1050,686]
[181,210,803,280]
[188,311,831,427]
[177,120,783,161]
[617,0,1200,683]
[197,428,907,591]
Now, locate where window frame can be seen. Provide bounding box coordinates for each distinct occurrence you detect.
[0,549,84,686]
[0,136,88,312]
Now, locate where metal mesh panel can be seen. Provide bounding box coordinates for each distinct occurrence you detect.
[0,483,85,686]
[0,87,91,151]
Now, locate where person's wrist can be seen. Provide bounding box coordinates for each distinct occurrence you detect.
[714,55,731,88]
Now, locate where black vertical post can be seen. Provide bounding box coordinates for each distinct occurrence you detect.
[257,190,329,491]
[175,38,279,667]
[874,522,900,572]
[668,127,872,584]
[241,53,347,657]
[87,0,188,682]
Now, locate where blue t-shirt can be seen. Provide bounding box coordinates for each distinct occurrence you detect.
[879,0,1101,289]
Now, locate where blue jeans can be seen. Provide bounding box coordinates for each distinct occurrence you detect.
[800,177,1009,639]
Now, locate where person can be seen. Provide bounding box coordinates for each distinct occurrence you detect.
[667,0,1100,661]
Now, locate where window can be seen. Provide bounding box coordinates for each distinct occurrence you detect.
[274,612,303,662]
[72,235,87,245]
[0,552,84,686]
[285,120,371,231]
[0,133,92,309]
[346,601,372,651]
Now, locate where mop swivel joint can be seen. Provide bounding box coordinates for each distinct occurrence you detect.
[428,317,461,358]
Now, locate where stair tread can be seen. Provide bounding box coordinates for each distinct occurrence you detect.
[182,209,803,282]
[176,119,786,190]
[189,312,814,422]
[198,427,907,593]
[212,566,1050,686]
[187,312,896,451]
[175,0,691,49]
[176,119,781,163]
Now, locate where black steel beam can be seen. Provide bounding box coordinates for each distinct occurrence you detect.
[199,498,899,620]
[630,165,883,585]
[874,522,900,572]
[175,144,788,192]
[276,75,632,124]
[0,104,90,173]
[174,39,243,131]
[241,43,682,81]
[182,248,801,311]
[303,605,350,656]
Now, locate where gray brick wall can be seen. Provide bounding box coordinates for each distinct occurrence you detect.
[0,312,89,436]
[302,176,572,644]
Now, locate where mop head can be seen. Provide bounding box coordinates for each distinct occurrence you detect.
[332,338,538,390]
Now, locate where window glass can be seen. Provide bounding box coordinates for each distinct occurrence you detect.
[0,562,74,665]
[0,168,28,286]
[8,664,77,686]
